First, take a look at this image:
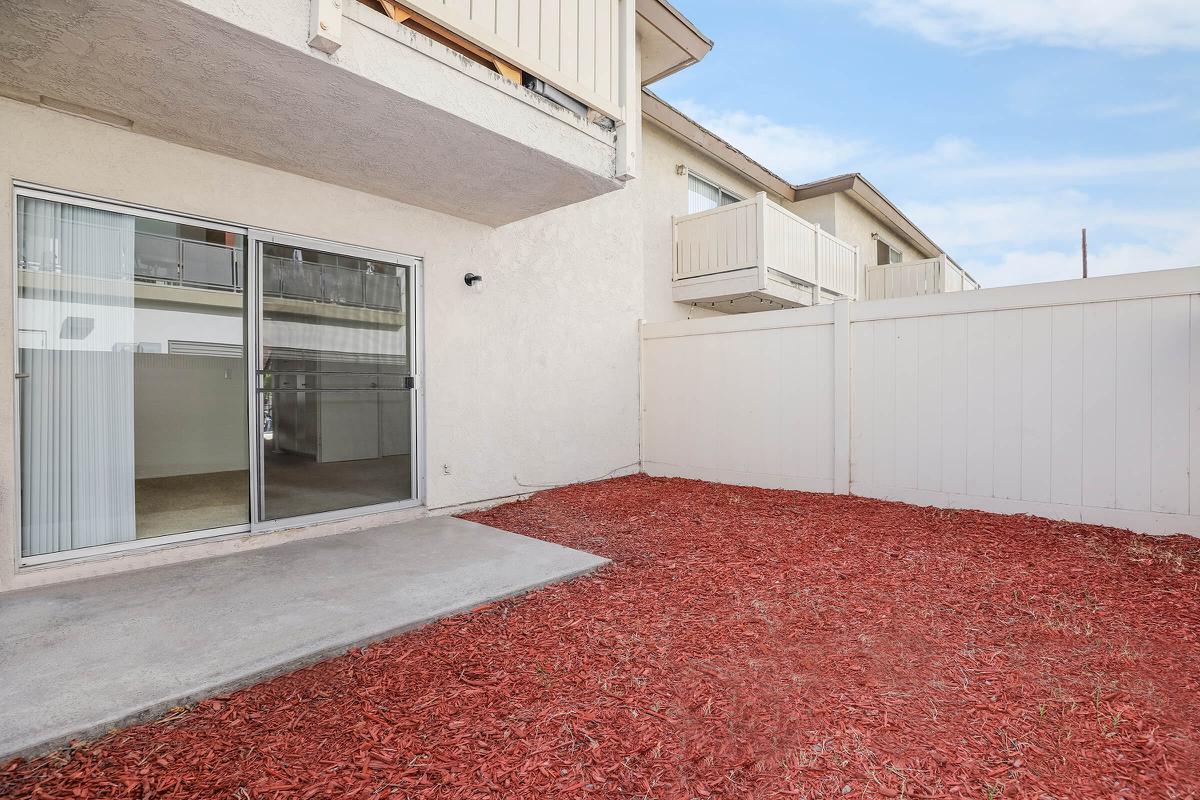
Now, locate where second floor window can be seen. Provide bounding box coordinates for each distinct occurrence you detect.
[877,239,903,266]
[688,172,742,214]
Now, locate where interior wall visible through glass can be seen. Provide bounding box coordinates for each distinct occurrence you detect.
[14,193,418,560]
[16,196,249,556]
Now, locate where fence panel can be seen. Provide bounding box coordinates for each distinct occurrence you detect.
[641,306,838,492]
[641,267,1200,535]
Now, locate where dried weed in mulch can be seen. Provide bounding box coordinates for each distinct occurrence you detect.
[3,475,1199,798]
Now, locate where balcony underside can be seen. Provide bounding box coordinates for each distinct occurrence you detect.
[1,0,623,226]
[673,268,819,314]
[671,195,859,314]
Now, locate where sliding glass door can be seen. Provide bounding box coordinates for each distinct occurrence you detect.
[14,188,421,563]
[15,191,249,558]
[253,235,417,521]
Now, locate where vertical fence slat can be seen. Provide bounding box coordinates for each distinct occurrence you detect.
[1050,305,1084,507]
[872,319,897,489]
[964,312,995,497]
[1151,295,1191,513]
[1115,299,1153,511]
[851,320,875,488]
[1051,307,1089,506]
[992,310,1023,500]
[1192,295,1200,516]
[941,313,968,496]
[1082,302,1118,509]
[917,316,944,492]
[1020,307,1052,503]
[893,318,919,490]
[1191,294,1200,516]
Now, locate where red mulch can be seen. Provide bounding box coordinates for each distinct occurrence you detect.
[4,476,1200,799]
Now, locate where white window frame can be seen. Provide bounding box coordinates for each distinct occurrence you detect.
[874,234,903,266]
[686,170,743,214]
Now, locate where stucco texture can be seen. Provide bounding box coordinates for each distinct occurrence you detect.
[0,98,643,589]
[788,192,935,300]
[0,0,621,226]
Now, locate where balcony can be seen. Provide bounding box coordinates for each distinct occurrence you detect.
[1,0,640,225]
[672,193,859,313]
[864,255,980,301]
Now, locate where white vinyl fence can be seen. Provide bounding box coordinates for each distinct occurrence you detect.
[641,267,1200,535]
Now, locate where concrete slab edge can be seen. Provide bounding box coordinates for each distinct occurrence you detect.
[3,556,609,764]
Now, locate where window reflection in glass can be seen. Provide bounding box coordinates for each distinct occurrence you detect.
[258,243,412,520]
[16,196,249,557]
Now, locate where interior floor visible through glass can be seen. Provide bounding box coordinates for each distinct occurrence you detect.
[257,241,413,521]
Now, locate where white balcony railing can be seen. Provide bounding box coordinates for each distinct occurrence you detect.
[864,255,979,301]
[673,193,859,303]
[344,0,635,126]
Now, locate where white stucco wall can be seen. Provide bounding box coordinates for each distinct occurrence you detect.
[0,98,644,589]
[832,194,932,265]
[791,193,935,302]
[639,120,792,323]
[786,195,837,234]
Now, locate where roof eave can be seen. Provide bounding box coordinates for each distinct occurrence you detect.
[643,93,968,275]
[642,89,795,199]
[637,0,713,85]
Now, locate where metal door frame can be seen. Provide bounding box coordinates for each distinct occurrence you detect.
[10,181,425,569]
[245,229,425,533]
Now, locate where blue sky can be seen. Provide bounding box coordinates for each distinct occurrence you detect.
[652,0,1200,286]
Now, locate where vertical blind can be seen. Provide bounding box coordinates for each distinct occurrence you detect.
[17,196,138,556]
[687,173,741,214]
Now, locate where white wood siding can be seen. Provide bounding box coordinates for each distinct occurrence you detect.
[642,267,1200,536]
[397,0,627,121]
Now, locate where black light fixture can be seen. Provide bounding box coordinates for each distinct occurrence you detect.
[463,272,483,287]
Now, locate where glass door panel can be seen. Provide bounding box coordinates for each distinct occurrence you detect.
[15,193,249,558]
[256,241,414,521]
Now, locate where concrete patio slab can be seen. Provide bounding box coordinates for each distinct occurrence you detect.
[0,516,607,761]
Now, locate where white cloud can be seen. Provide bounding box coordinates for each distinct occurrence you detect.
[671,97,1200,188]
[840,0,1200,53]
[931,145,1200,183]
[1095,96,1183,118]
[881,135,978,172]
[905,191,1198,251]
[906,192,1200,286]
[673,100,867,182]
[969,229,1200,287]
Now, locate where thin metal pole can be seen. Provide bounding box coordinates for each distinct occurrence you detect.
[1081,227,1088,278]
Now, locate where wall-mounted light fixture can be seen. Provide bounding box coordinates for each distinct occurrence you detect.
[463,272,483,287]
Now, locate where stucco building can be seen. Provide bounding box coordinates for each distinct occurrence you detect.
[0,0,970,590]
